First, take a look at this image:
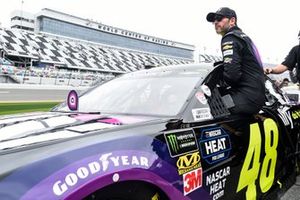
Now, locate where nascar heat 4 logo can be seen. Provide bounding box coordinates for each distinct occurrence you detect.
[199,127,232,164]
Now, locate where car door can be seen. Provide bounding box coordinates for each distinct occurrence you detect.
[178,64,296,200]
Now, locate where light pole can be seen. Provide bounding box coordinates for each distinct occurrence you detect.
[20,0,24,30]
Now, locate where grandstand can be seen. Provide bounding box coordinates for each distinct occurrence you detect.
[0,27,192,86]
[0,28,192,72]
[199,54,222,63]
[2,8,280,88]
[0,8,197,86]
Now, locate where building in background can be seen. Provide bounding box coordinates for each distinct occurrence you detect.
[0,8,194,86]
[11,8,194,60]
[10,10,35,32]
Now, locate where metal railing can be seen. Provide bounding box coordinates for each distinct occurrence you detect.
[0,69,114,87]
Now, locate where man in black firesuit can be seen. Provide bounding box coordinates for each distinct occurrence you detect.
[264,31,300,83]
[206,7,265,115]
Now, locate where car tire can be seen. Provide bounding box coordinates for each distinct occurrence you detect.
[83,181,168,200]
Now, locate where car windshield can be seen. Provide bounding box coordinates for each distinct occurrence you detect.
[54,69,203,116]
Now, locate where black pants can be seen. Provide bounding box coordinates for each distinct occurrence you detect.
[229,93,263,115]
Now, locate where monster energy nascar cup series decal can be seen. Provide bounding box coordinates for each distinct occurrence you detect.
[164,129,199,157]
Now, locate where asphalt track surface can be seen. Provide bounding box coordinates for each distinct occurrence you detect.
[0,84,88,102]
[1,85,300,199]
[281,176,300,200]
[0,88,69,102]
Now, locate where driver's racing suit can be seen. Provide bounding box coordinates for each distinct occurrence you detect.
[221,26,265,115]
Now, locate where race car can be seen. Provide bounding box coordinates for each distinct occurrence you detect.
[0,63,300,200]
[281,84,300,105]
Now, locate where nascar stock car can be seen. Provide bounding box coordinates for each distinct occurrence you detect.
[0,63,300,200]
[281,84,300,105]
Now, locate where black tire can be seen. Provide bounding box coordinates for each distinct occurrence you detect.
[84,181,168,200]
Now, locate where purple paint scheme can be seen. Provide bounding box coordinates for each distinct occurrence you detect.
[97,115,155,124]
[21,151,159,200]
[1,64,299,200]
[65,169,192,200]
[72,114,103,121]
[72,113,156,124]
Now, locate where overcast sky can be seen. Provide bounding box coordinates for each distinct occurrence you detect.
[0,0,299,63]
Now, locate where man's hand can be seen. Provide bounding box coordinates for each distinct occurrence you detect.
[264,64,288,75]
[264,67,273,74]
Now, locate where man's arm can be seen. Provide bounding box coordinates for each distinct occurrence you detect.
[221,35,243,85]
[264,64,288,74]
[265,45,298,74]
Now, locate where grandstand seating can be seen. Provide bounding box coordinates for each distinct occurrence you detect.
[0,28,192,74]
[199,54,222,63]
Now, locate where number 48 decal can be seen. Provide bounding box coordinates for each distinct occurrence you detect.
[236,118,278,200]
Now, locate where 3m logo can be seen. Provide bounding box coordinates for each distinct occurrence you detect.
[167,134,179,153]
[177,152,201,175]
[183,168,202,195]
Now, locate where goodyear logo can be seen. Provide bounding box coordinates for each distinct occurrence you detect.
[177,152,201,175]
[165,129,199,157]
